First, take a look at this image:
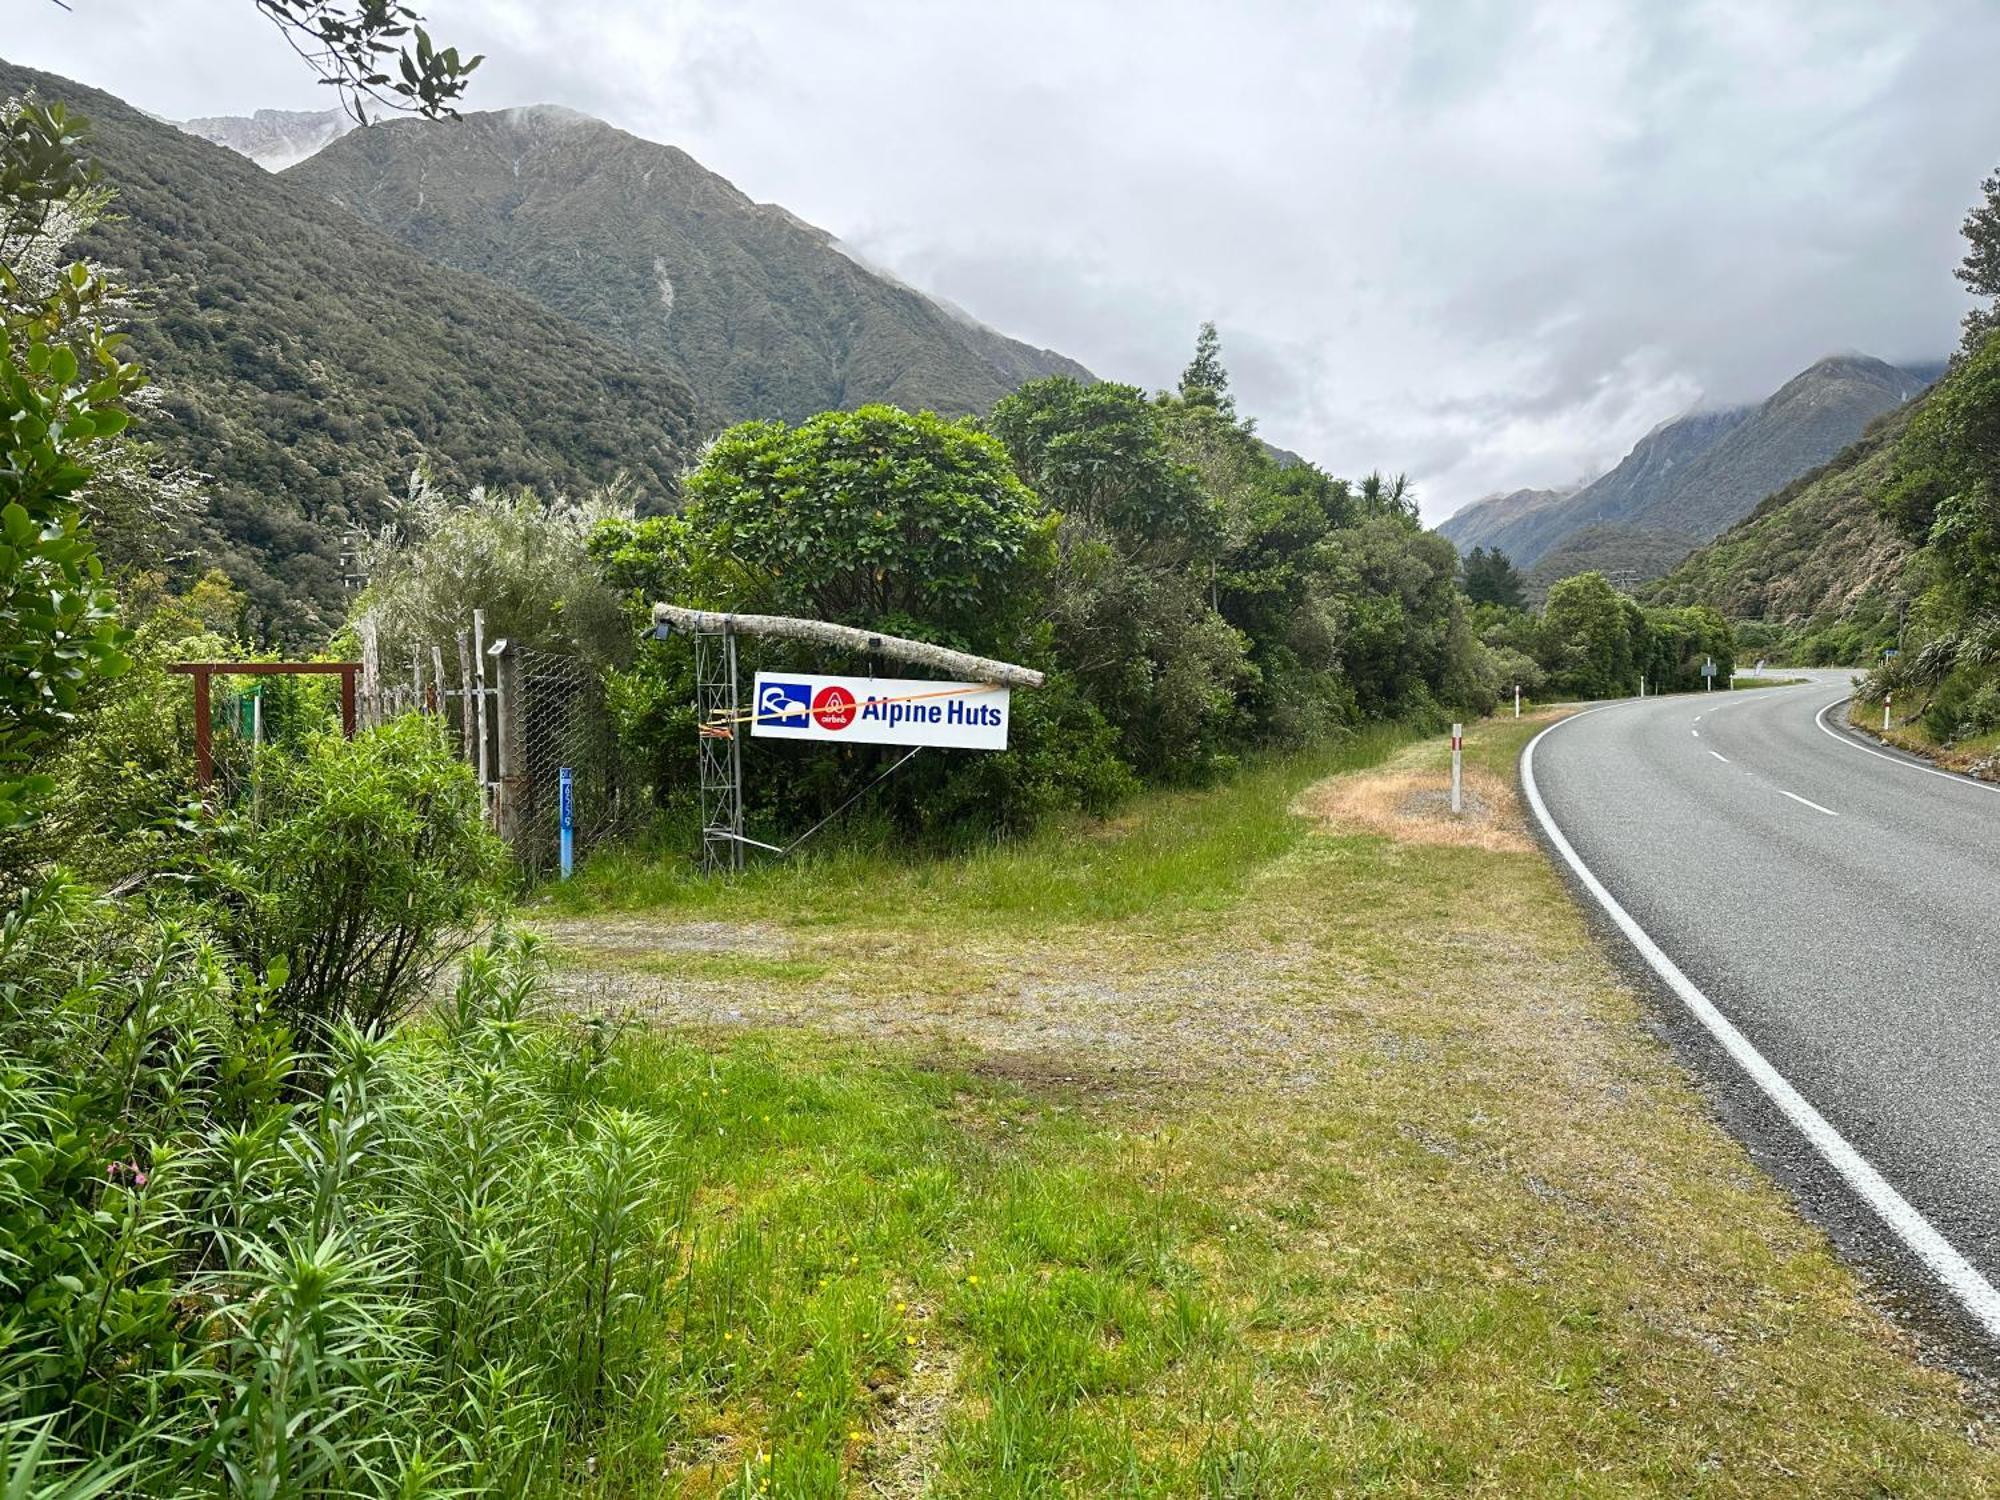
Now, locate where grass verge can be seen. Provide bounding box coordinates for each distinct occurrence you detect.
[541,716,2000,1496]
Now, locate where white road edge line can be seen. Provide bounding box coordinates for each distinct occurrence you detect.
[1777,788,1839,817]
[1522,703,2000,1342]
[1708,750,1729,763]
[1815,697,2000,794]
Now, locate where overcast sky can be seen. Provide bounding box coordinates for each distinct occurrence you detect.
[10,1,1999,520]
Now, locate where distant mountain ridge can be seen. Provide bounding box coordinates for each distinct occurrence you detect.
[280,105,1094,427]
[1437,485,1577,555]
[1440,354,1937,583]
[178,107,354,170]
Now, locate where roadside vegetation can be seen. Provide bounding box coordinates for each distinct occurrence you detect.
[511,713,2000,1495]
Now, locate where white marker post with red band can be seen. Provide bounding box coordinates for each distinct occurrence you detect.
[1450,723,1464,814]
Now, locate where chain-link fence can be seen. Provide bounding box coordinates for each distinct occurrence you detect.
[353,615,645,877]
[511,646,646,877]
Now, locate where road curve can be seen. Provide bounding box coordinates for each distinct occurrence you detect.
[1523,672,2000,1337]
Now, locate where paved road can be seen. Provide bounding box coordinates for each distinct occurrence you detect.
[1524,672,2000,1326]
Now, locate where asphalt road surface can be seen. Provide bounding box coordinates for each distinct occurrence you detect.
[1524,672,2000,1338]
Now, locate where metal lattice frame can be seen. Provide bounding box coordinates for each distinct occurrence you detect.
[694,627,746,874]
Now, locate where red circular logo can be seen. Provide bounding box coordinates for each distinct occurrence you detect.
[811,685,856,730]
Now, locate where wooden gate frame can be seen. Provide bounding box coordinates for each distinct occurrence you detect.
[167,661,361,787]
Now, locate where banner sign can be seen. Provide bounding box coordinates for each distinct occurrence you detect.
[750,672,1010,750]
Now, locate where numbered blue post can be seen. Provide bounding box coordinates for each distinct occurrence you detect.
[558,766,574,878]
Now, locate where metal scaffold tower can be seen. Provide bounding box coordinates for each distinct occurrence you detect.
[693,624,746,874]
[659,603,1045,877]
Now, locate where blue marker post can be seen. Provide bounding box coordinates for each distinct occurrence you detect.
[558,766,574,878]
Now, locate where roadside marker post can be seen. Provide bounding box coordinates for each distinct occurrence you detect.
[558,766,574,879]
[1885,691,1892,733]
[1513,684,1521,719]
[1639,675,1646,699]
[1450,723,1463,815]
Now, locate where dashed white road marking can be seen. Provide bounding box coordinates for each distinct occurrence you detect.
[1708,750,1729,763]
[1523,701,2000,1343]
[1778,788,1839,817]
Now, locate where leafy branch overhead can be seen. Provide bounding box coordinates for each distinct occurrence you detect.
[252,0,482,122]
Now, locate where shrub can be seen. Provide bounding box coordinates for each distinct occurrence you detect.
[0,928,686,1492]
[196,715,506,1041]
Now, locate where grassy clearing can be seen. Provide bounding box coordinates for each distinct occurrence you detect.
[537,717,2000,1496]
[1729,675,1811,689]
[542,722,1415,932]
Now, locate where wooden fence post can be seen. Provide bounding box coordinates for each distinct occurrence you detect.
[492,638,524,846]
[456,630,475,761]
[473,610,491,824]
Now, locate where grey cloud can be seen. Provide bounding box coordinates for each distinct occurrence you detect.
[7,0,1996,519]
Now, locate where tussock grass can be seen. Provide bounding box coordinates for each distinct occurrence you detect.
[530,716,2000,1495]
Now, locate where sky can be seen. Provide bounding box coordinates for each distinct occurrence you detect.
[9,0,1999,521]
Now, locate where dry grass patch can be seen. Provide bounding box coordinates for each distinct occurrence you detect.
[1292,711,1564,852]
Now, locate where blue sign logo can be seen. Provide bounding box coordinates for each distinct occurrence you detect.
[759,680,811,726]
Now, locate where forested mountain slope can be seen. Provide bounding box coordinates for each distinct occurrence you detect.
[0,58,702,634]
[285,106,1092,426]
[1648,401,1919,643]
[1443,355,1933,581]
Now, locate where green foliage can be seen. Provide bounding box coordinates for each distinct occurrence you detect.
[194,716,506,1041]
[0,928,688,1492]
[0,100,141,830]
[252,1,482,123]
[352,477,635,672]
[989,375,1213,550]
[1956,166,2000,352]
[1535,572,1732,697]
[1537,573,1636,698]
[685,404,1050,645]
[993,377,1250,780]
[1867,319,2000,743]
[1178,319,1237,420]
[1460,544,1526,608]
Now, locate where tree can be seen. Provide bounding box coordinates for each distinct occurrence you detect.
[1958,166,2000,352]
[1,101,142,828]
[1179,320,1238,420]
[350,476,635,672]
[1461,545,1526,609]
[681,405,1050,653]
[1539,572,1634,698]
[988,376,1212,559]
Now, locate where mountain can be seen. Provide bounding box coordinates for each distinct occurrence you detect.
[178,107,355,170]
[1441,355,1936,582]
[1648,400,1920,646]
[282,106,1094,427]
[1441,405,1751,568]
[1436,485,1577,555]
[1524,523,1703,602]
[0,58,702,636]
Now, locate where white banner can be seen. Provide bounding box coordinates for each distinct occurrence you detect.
[750,672,1010,750]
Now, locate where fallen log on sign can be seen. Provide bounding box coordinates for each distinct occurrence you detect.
[651,604,1046,689]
